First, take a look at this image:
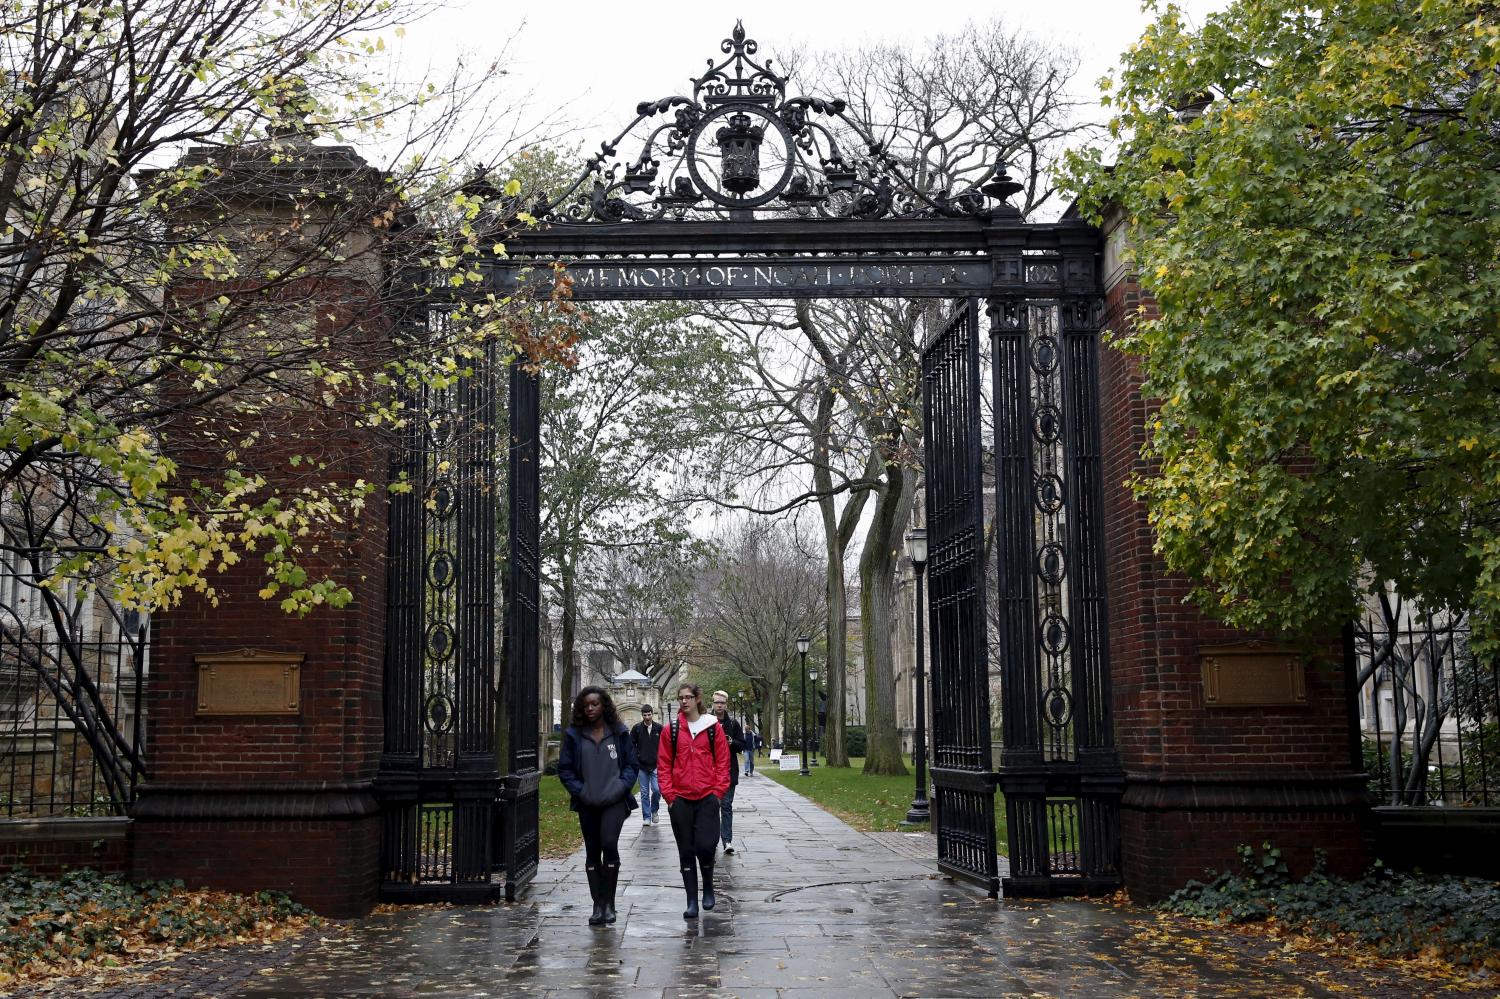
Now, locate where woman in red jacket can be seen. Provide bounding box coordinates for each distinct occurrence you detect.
[657,682,729,919]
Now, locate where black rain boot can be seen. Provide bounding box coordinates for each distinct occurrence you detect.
[680,864,699,919]
[601,863,619,924]
[585,865,606,926]
[699,860,716,911]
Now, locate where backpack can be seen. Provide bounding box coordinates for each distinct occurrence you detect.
[669,717,717,760]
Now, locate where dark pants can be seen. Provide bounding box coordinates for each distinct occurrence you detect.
[668,795,720,868]
[578,800,630,870]
[720,782,736,844]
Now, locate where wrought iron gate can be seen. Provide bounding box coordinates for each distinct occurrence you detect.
[922,299,1000,897]
[498,360,542,900]
[992,280,1123,896]
[472,22,1121,905]
[376,298,511,903]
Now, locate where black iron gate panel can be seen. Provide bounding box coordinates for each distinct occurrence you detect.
[922,298,1000,897]
[499,359,541,901]
[377,303,502,904]
[992,253,1122,896]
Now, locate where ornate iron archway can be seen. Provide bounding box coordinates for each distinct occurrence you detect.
[378,22,1122,902]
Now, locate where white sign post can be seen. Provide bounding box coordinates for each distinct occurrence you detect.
[769,749,782,762]
[778,754,800,771]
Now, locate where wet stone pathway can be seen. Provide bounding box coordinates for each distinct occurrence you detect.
[208,775,1442,999]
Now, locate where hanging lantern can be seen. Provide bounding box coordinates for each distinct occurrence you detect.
[715,111,764,194]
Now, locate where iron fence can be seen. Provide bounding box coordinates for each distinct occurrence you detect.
[0,605,147,818]
[1354,607,1499,807]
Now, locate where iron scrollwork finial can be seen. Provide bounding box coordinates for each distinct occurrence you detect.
[531,25,1021,224]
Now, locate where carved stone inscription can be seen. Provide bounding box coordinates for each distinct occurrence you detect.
[1201,643,1307,707]
[497,257,993,300]
[196,649,303,716]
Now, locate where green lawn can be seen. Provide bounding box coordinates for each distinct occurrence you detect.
[539,774,583,858]
[759,755,1009,853]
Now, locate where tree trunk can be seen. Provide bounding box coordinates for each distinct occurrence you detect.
[861,462,915,776]
[822,543,850,766]
[761,686,779,752]
[814,410,851,769]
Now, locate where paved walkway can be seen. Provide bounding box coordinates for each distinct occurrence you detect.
[21,775,1488,997]
[216,775,1450,999]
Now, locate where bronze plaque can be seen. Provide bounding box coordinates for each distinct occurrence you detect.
[1201,642,1307,707]
[196,649,302,715]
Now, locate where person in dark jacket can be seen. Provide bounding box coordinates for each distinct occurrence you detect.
[658,682,728,919]
[557,685,638,926]
[630,705,663,826]
[711,690,745,854]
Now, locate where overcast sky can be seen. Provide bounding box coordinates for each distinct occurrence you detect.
[394,0,1235,151]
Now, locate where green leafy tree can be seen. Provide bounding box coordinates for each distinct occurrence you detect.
[0,0,539,620]
[1065,0,1500,643]
[539,301,741,707]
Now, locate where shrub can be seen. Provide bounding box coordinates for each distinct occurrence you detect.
[843,726,867,757]
[1164,843,1500,967]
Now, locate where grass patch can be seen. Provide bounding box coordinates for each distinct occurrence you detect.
[539,773,584,858]
[0,868,318,990]
[759,756,1009,851]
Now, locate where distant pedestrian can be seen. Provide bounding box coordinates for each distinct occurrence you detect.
[742,727,758,776]
[631,705,663,826]
[557,686,639,926]
[711,690,745,854]
[658,682,728,919]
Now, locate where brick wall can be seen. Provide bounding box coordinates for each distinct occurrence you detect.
[132,817,379,915]
[0,818,131,875]
[1099,225,1369,901]
[131,276,392,919]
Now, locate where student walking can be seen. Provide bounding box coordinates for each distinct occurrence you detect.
[557,686,639,926]
[742,727,758,776]
[630,705,663,826]
[711,690,745,854]
[658,682,729,919]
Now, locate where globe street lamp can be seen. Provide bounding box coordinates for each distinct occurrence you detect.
[808,668,820,766]
[796,636,811,776]
[905,528,931,824]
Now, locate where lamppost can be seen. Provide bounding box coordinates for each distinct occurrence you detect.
[905,528,930,824]
[808,668,819,766]
[796,636,811,776]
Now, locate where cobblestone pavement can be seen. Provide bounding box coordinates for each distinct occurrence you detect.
[16,775,1494,998]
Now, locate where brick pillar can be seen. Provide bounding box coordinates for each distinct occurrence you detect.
[130,139,391,917]
[1098,212,1369,901]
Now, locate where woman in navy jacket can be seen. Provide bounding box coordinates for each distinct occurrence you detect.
[557,685,639,925]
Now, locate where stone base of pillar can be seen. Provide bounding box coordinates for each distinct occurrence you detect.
[1120,773,1370,903]
[130,783,381,918]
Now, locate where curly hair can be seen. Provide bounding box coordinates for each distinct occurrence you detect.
[570,685,620,729]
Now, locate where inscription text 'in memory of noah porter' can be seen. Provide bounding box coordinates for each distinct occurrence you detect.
[498,257,994,299]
